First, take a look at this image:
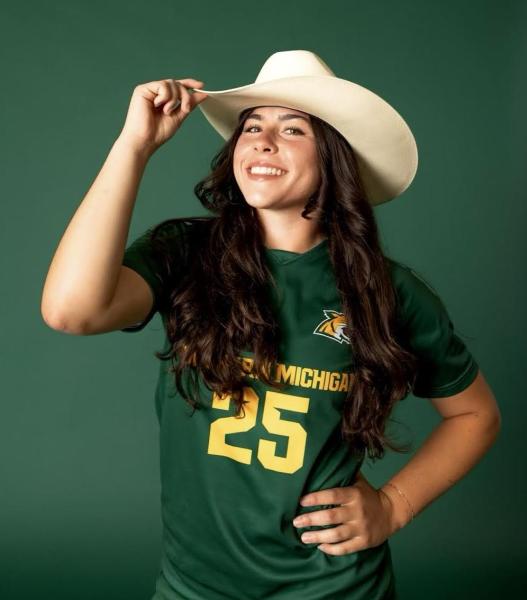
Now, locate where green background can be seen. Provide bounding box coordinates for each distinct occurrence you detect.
[1,1,524,598]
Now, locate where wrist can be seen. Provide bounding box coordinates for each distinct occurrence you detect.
[114,133,156,162]
[378,484,413,534]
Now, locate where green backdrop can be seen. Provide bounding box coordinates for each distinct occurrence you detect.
[1,0,524,598]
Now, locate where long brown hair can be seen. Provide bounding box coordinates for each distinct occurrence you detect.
[147,107,420,461]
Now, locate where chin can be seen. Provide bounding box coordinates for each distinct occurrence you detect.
[246,200,287,212]
[241,193,279,207]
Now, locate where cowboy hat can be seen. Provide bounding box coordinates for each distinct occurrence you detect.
[189,49,418,206]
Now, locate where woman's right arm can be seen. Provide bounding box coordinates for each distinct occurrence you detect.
[40,78,208,334]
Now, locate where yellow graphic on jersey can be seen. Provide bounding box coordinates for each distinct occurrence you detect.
[208,387,309,474]
[207,310,354,474]
[239,356,354,393]
[313,309,350,345]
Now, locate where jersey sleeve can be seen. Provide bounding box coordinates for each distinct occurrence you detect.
[120,220,189,333]
[391,261,480,398]
[120,225,162,332]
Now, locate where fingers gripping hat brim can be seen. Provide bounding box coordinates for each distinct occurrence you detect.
[191,76,418,206]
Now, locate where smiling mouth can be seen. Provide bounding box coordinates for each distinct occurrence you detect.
[245,168,288,181]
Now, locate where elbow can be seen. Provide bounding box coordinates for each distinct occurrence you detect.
[41,283,81,333]
[480,408,502,445]
[41,303,65,331]
[485,397,503,436]
[41,288,66,331]
[491,409,502,439]
[41,305,86,335]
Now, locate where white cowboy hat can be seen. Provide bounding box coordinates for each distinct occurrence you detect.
[189,49,418,206]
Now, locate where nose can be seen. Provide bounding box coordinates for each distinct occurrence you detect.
[254,142,277,153]
[253,131,278,152]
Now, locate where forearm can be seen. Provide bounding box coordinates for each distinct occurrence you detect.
[379,413,500,534]
[41,135,152,330]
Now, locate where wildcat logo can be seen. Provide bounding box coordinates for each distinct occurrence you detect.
[313,309,350,345]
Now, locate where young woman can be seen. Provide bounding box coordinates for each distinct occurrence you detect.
[42,50,501,600]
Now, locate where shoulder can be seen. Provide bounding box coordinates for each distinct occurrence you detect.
[384,257,479,397]
[151,215,215,239]
[146,215,216,251]
[386,257,441,297]
[385,256,446,327]
[125,216,216,271]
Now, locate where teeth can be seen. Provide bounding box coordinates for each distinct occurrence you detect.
[249,166,285,176]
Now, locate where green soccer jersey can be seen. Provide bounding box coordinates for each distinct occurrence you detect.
[121,217,479,600]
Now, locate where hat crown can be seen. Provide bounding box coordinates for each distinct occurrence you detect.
[254,50,336,84]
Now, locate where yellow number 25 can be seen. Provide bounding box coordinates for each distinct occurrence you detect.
[208,386,310,475]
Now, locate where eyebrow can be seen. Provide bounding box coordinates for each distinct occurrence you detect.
[246,112,310,123]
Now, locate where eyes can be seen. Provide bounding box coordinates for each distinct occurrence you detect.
[243,124,304,136]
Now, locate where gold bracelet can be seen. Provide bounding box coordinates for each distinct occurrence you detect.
[382,482,415,523]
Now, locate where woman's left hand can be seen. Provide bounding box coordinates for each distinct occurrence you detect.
[292,471,398,555]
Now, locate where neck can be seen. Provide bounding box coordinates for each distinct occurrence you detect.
[258,212,326,253]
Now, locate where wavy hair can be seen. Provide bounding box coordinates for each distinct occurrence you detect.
[148,107,420,461]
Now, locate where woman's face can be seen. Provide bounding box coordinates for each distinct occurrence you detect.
[233,105,320,212]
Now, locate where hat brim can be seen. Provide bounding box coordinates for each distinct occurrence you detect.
[191,76,418,205]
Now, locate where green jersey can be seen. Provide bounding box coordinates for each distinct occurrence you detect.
[121,217,479,600]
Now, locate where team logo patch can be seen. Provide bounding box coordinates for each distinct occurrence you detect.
[313,309,350,345]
